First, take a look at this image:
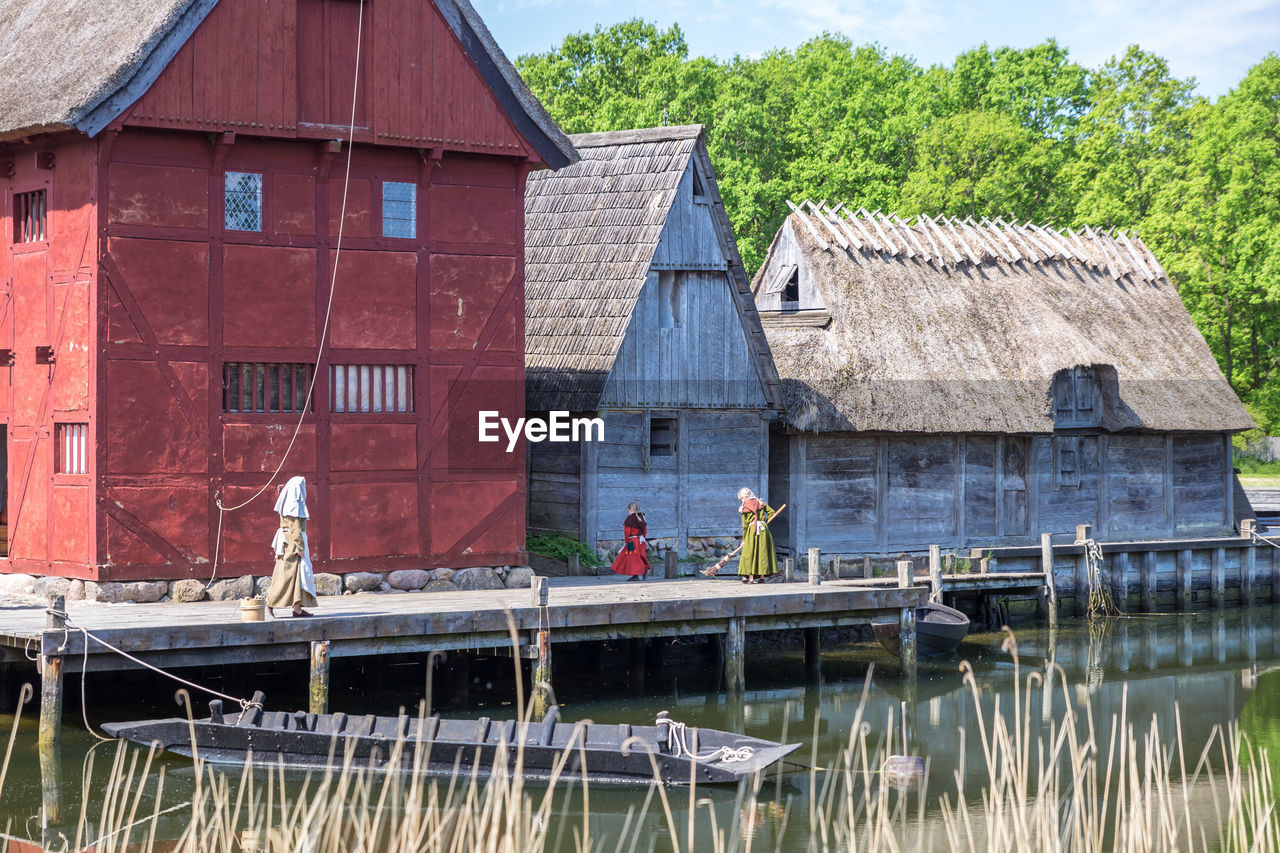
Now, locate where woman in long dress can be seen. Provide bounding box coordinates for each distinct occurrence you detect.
[266,476,318,617]
[737,487,777,584]
[609,501,650,581]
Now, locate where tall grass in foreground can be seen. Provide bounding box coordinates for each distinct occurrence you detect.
[3,632,1278,852]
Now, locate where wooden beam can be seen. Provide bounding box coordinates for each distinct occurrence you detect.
[309,640,330,715]
[1176,549,1192,610]
[1141,551,1156,612]
[1040,534,1057,629]
[1211,547,1225,608]
[724,617,745,699]
[804,627,821,684]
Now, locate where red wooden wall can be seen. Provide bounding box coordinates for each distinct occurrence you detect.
[1,0,544,580]
[123,0,533,158]
[1,140,97,578]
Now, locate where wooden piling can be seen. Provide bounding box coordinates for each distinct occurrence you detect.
[783,557,793,583]
[803,628,821,684]
[1113,552,1130,613]
[533,630,552,719]
[531,576,548,607]
[664,551,677,580]
[1211,547,1225,608]
[308,640,330,715]
[38,596,65,751]
[897,560,917,686]
[1176,549,1192,610]
[808,547,821,585]
[1040,534,1057,629]
[1244,538,1257,607]
[862,555,872,579]
[724,617,746,699]
[628,639,645,692]
[1141,551,1156,612]
[567,553,580,577]
[928,545,942,603]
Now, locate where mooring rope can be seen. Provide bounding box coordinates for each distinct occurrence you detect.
[1250,529,1280,550]
[205,0,367,591]
[52,609,263,721]
[656,717,755,764]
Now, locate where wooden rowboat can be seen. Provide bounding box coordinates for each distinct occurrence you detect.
[102,698,800,786]
[873,600,970,658]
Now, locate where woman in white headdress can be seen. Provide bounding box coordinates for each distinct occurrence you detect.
[266,476,317,618]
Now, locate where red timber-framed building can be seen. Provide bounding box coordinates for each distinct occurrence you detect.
[0,0,577,581]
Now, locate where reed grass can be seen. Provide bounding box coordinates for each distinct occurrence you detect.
[2,631,1277,852]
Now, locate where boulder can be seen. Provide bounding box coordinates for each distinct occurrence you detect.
[171,579,208,603]
[387,569,430,591]
[454,567,504,591]
[313,573,342,596]
[423,579,460,593]
[85,581,125,603]
[66,580,86,601]
[343,572,383,593]
[0,574,36,595]
[119,581,168,604]
[430,568,455,582]
[256,577,271,596]
[504,566,535,589]
[207,576,254,602]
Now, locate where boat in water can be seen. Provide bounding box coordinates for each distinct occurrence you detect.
[873,600,971,658]
[102,697,801,786]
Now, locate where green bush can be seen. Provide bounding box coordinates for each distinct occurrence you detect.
[526,531,603,567]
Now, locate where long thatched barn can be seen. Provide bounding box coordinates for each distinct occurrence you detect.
[524,126,783,561]
[753,203,1254,556]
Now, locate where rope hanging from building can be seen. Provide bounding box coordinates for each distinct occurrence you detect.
[206,0,367,590]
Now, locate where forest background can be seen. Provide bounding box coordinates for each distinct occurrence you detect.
[515,22,1280,438]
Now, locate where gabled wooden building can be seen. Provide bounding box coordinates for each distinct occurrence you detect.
[753,204,1254,556]
[524,126,782,560]
[0,0,577,581]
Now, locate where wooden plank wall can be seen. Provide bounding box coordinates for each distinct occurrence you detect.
[600,270,769,410]
[753,220,822,311]
[778,430,1233,555]
[527,434,580,536]
[649,166,727,272]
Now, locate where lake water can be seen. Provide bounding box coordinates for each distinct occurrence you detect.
[2,608,1278,851]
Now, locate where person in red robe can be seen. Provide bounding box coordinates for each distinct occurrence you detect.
[609,501,650,580]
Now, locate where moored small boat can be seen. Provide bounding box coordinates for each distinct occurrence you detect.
[873,600,970,658]
[101,698,801,786]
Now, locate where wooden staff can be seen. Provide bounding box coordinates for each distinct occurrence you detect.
[701,504,787,577]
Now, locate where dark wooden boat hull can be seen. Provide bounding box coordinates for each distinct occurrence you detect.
[874,601,970,658]
[101,704,800,787]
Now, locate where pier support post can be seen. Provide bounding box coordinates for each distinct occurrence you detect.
[309,640,330,715]
[783,557,793,583]
[1113,552,1130,613]
[38,596,65,752]
[664,551,677,580]
[1040,534,1057,629]
[808,547,821,585]
[1074,525,1090,617]
[928,545,942,603]
[803,628,821,684]
[1211,548,1225,608]
[1141,551,1156,612]
[1243,535,1257,607]
[533,630,552,720]
[628,639,646,692]
[896,560,917,690]
[724,617,746,700]
[1176,550,1192,610]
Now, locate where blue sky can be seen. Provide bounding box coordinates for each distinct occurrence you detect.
[474,0,1280,97]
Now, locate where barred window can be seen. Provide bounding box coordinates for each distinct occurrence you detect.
[649,417,677,457]
[330,364,413,413]
[57,423,88,474]
[14,190,46,242]
[223,363,314,413]
[224,172,263,231]
[381,181,417,239]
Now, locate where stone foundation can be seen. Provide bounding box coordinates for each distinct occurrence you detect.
[4,565,535,604]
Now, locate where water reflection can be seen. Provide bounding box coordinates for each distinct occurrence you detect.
[0,607,1278,851]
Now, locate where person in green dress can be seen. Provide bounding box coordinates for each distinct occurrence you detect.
[737,487,777,584]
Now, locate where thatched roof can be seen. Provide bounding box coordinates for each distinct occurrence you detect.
[0,0,577,167]
[525,125,781,411]
[754,203,1253,434]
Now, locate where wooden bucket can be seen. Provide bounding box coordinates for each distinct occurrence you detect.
[240,597,266,622]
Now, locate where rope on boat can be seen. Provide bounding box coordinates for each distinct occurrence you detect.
[50,609,264,720]
[656,717,756,764]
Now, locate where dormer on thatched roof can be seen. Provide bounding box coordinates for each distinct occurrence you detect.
[524,125,782,412]
[753,203,1253,435]
[0,0,577,166]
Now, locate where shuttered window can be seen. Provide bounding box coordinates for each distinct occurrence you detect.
[14,190,46,242]
[649,417,677,457]
[57,423,88,475]
[223,363,314,413]
[330,364,414,413]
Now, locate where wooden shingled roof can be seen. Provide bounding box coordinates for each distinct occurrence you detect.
[755,202,1254,435]
[525,125,782,412]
